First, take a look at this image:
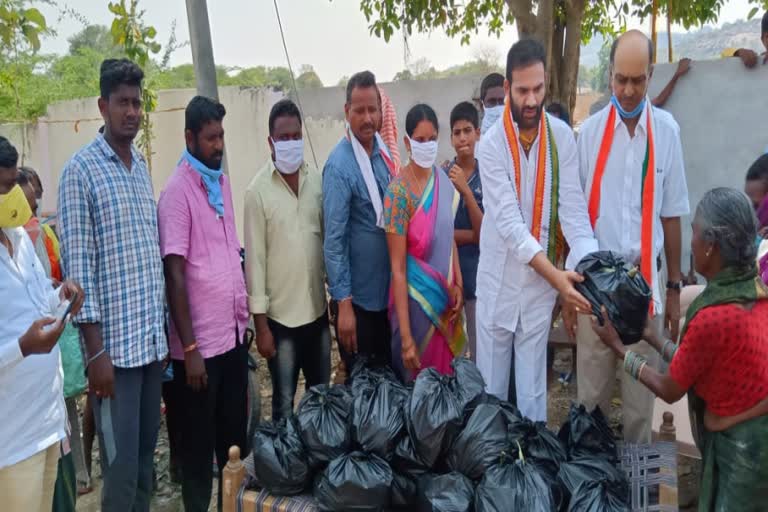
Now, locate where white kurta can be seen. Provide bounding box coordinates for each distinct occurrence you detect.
[476,112,598,421]
[576,102,690,310]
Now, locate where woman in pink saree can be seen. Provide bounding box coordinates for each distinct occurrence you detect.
[383,104,467,382]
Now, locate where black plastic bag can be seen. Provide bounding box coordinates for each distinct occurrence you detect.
[391,470,419,510]
[392,405,430,478]
[249,417,310,496]
[559,404,618,461]
[408,368,464,467]
[446,403,510,480]
[475,454,555,512]
[482,394,523,423]
[313,451,393,511]
[567,479,630,512]
[296,384,353,466]
[557,458,628,496]
[350,359,400,390]
[352,377,410,458]
[418,472,475,512]
[530,459,568,512]
[574,251,651,345]
[508,417,568,469]
[450,357,486,419]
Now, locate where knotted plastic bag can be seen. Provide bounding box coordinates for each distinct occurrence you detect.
[446,403,510,480]
[567,479,630,511]
[313,451,393,511]
[351,376,410,458]
[418,472,475,512]
[575,251,652,345]
[558,404,618,461]
[296,384,353,467]
[475,450,555,512]
[249,417,310,496]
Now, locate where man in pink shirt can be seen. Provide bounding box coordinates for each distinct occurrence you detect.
[157,96,249,512]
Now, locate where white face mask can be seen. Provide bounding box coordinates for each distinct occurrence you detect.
[408,138,438,169]
[481,104,504,133]
[272,138,304,175]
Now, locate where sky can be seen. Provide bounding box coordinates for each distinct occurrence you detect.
[36,0,761,85]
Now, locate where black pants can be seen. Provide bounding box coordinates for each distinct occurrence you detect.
[172,342,248,512]
[267,313,332,421]
[330,301,392,376]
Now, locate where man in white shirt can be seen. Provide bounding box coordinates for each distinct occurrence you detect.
[576,30,690,443]
[476,39,598,422]
[0,136,84,511]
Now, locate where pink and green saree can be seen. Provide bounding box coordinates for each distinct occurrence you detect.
[388,169,467,381]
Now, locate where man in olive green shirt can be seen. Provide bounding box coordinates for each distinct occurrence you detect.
[244,99,330,421]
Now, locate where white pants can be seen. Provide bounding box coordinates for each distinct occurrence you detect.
[476,297,550,422]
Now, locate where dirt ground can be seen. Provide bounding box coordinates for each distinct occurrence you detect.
[75,345,700,511]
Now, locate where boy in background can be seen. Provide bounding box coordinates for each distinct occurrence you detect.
[443,102,484,361]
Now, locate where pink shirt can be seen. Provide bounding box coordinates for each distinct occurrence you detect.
[158,160,249,360]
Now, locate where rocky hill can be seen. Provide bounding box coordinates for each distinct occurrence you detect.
[581,18,763,67]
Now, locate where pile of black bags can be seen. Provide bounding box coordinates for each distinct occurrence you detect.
[248,358,630,511]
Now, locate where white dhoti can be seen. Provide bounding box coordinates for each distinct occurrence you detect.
[476,295,551,422]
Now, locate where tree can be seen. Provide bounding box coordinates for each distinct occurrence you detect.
[0,0,49,161]
[590,41,611,93]
[295,64,323,89]
[108,0,162,172]
[577,64,592,92]
[68,24,121,55]
[336,75,349,88]
[392,69,413,81]
[355,0,768,116]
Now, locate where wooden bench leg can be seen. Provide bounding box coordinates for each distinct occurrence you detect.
[658,412,679,507]
[222,445,246,512]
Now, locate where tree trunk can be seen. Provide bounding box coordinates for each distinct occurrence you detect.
[506,0,586,119]
[560,0,585,117]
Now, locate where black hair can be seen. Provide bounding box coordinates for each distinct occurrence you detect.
[450,101,479,130]
[345,70,377,103]
[609,33,654,66]
[405,104,439,137]
[480,73,505,101]
[18,166,42,195]
[762,11,768,36]
[268,99,302,136]
[16,168,32,187]
[546,102,571,126]
[99,58,144,99]
[185,96,226,136]
[506,39,547,83]
[746,154,768,182]
[0,136,19,169]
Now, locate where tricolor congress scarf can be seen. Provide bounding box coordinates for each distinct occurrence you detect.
[502,102,563,264]
[588,100,658,313]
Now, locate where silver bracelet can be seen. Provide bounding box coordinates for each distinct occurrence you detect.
[86,348,106,368]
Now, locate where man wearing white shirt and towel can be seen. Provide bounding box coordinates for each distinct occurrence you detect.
[476,39,598,422]
[323,71,397,374]
[576,30,690,443]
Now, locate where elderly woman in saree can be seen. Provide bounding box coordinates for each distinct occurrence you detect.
[383,103,466,381]
[593,187,768,512]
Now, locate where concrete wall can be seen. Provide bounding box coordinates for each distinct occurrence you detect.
[1,59,766,261]
[647,58,768,271]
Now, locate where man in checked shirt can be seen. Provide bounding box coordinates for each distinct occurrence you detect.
[57,59,167,512]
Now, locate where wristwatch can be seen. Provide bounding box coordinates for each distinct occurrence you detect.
[666,280,683,291]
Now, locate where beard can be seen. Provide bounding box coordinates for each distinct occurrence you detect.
[190,142,223,170]
[510,98,544,130]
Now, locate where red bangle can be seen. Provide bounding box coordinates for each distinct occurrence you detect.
[183,342,198,353]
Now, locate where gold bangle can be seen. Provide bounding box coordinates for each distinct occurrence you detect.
[183,342,198,353]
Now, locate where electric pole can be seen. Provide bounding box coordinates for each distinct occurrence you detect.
[185,0,219,99]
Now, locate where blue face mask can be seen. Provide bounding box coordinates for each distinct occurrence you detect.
[610,94,646,119]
